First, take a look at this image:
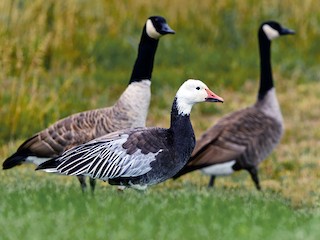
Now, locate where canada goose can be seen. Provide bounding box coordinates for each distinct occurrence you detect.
[3,16,175,192]
[173,21,294,190]
[36,79,224,190]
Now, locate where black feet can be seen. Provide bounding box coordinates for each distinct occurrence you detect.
[78,176,96,194]
[248,167,261,191]
[89,178,96,194]
[208,176,216,188]
[78,175,87,193]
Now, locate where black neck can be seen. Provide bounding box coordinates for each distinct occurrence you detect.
[170,98,194,135]
[258,31,273,100]
[129,26,159,84]
[170,98,195,160]
[170,98,186,127]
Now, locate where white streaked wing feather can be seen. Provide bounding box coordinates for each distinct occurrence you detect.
[104,154,122,178]
[55,135,162,180]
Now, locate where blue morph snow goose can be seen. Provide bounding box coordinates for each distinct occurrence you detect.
[2,16,175,192]
[36,79,224,190]
[173,21,294,190]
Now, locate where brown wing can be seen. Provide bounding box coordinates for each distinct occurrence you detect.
[17,108,113,157]
[174,106,283,177]
[188,108,251,167]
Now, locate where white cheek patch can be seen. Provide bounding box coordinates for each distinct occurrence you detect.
[201,160,236,176]
[262,25,280,40]
[146,19,162,39]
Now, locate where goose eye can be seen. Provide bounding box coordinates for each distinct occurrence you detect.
[196,87,200,90]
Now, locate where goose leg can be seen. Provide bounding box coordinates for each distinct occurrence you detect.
[248,167,261,190]
[89,178,96,194]
[77,176,87,193]
[208,176,216,188]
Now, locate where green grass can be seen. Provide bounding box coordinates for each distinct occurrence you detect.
[1,0,320,239]
[1,172,320,240]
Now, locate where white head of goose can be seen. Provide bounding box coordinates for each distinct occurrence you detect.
[36,79,223,190]
[2,16,174,193]
[173,21,294,190]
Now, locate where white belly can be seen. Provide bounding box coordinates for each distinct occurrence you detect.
[201,160,236,176]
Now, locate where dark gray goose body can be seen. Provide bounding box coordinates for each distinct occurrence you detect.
[2,16,175,192]
[36,79,224,189]
[173,21,294,190]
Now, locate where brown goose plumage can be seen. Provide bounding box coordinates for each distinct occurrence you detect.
[3,16,175,192]
[173,21,294,190]
[14,81,152,157]
[174,94,283,190]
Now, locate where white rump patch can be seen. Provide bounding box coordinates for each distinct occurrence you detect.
[26,156,51,166]
[146,19,161,39]
[201,160,236,176]
[41,168,59,173]
[262,24,280,40]
[117,186,127,191]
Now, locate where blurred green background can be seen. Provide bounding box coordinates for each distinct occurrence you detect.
[1,1,320,239]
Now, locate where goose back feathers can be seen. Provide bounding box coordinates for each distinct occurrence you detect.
[37,79,224,189]
[173,21,294,190]
[9,80,152,161]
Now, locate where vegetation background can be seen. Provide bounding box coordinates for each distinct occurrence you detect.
[0,0,319,239]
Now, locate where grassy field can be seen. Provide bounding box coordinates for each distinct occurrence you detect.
[1,0,320,239]
[1,172,320,240]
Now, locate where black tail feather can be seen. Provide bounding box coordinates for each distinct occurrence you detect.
[172,166,196,179]
[173,161,210,180]
[36,158,59,171]
[2,152,27,170]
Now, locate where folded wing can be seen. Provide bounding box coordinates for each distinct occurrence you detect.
[38,127,170,181]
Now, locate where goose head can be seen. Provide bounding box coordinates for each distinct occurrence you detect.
[260,21,295,41]
[175,79,224,115]
[146,16,175,39]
